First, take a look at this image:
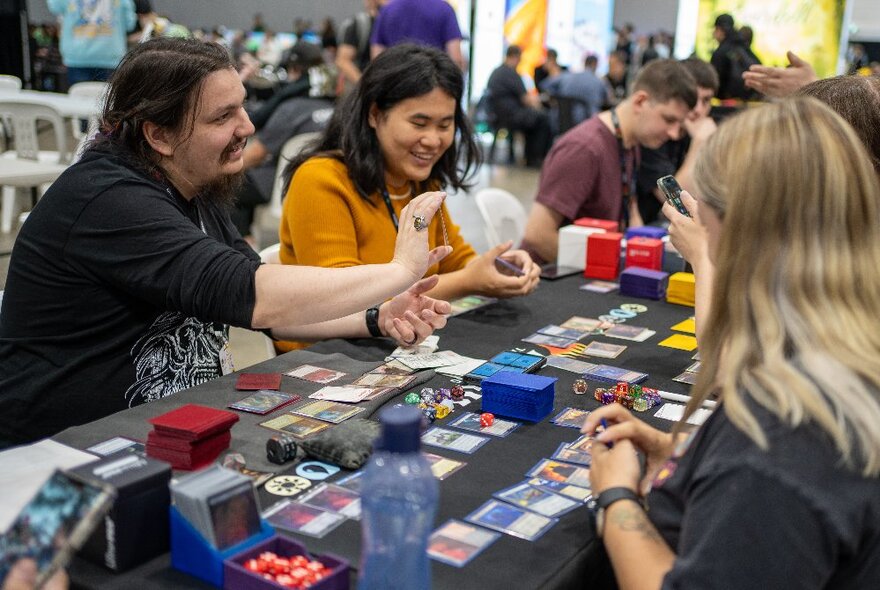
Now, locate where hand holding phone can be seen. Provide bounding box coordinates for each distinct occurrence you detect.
[657,175,690,217]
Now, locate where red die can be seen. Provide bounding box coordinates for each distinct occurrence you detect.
[480,412,494,427]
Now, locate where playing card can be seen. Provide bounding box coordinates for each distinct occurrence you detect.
[421,427,490,454]
[235,373,282,390]
[522,333,577,348]
[551,407,591,429]
[582,341,627,359]
[447,412,519,437]
[289,400,364,424]
[494,482,581,518]
[579,281,619,293]
[259,414,331,438]
[559,316,610,333]
[262,500,345,538]
[526,477,591,501]
[308,386,375,402]
[536,325,587,341]
[603,324,656,342]
[285,365,347,384]
[351,373,415,389]
[465,499,557,541]
[551,442,591,466]
[422,452,467,480]
[228,390,299,415]
[583,364,649,384]
[298,483,361,519]
[448,295,498,316]
[428,520,501,567]
[672,371,697,385]
[545,356,598,374]
[526,459,591,488]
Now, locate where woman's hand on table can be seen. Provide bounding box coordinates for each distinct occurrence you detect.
[379,275,450,346]
[583,405,675,495]
[466,241,541,298]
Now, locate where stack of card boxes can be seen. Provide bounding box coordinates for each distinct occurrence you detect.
[625,226,667,240]
[146,404,239,470]
[619,267,669,300]
[625,237,664,271]
[584,231,623,279]
[480,372,557,422]
[574,217,619,233]
[556,224,605,271]
[666,272,696,307]
[71,453,172,572]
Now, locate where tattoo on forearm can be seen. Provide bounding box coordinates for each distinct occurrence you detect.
[609,505,665,544]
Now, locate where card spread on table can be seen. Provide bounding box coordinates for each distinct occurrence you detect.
[559,316,608,333]
[658,334,699,351]
[397,350,466,370]
[671,318,697,334]
[299,483,361,519]
[526,477,592,501]
[603,324,656,342]
[527,459,591,489]
[672,371,697,385]
[545,356,598,374]
[536,325,587,341]
[551,407,591,429]
[262,500,345,538]
[580,280,619,293]
[423,452,467,480]
[583,364,649,384]
[685,361,701,374]
[351,373,415,389]
[308,386,375,403]
[567,434,595,454]
[259,414,330,438]
[447,412,520,437]
[654,403,712,426]
[285,365,347,384]
[235,372,282,391]
[86,436,144,457]
[228,390,300,415]
[428,520,501,567]
[448,295,498,316]
[370,360,416,375]
[465,499,557,541]
[551,442,591,466]
[582,341,627,359]
[289,400,364,424]
[421,427,490,454]
[494,482,581,518]
[522,333,577,348]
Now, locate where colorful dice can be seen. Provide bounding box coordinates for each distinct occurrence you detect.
[572,379,588,395]
[480,412,494,427]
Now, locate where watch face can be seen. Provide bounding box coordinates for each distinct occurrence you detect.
[264,475,311,496]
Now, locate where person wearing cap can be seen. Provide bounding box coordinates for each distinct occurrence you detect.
[232,42,337,241]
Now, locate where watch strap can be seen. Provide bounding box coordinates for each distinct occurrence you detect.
[596,487,643,511]
[365,306,383,337]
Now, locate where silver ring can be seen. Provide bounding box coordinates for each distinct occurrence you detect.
[413,214,427,231]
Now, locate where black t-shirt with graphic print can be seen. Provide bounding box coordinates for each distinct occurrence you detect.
[647,400,880,589]
[0,147,261,445]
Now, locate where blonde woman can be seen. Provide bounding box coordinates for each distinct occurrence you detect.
[582,98,880,588]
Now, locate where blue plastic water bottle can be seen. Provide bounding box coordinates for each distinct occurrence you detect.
[357,405,438,590]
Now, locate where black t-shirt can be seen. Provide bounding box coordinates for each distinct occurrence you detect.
[0,149,261,445]
[648,402,880,588]
[341,12,374,74]
[487,64,527,126]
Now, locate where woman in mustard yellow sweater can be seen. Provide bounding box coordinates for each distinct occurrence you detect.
[277,44,540,350]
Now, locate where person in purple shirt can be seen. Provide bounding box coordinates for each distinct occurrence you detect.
[370,0,464,70]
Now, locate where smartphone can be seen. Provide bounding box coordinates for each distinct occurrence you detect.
[0,470,115,589]
[494,256,525,277]
[656,175,690,217]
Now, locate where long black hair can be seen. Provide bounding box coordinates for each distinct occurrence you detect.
[88,38,235,175]
[284,43,481,198]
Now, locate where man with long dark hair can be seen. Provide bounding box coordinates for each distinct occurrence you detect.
[0,38,451,447]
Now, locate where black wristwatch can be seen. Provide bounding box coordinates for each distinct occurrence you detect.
[365,306,383,337]
[594,487,644,538]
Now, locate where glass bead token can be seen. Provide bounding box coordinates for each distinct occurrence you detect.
[598,314,625,324]
[609,308,637,319]
[620,303,648,313]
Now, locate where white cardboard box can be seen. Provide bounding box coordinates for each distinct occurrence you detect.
[556,225,605,270]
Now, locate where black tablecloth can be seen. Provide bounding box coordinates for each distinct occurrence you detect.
[58,274,697,590]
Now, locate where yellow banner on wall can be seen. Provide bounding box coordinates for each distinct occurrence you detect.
[694,0,847,79]
[504,0,548,83]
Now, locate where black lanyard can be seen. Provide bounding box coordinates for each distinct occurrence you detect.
[610,108,637,228]
[380,188,399,231]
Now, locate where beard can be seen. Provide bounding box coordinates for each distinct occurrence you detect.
[198,169,245,211]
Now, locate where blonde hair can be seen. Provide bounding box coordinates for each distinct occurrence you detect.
[685,97,880,476]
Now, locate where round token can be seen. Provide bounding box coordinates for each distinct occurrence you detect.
[609,308,637,319]
[621,303,648,313]
[598,314,625,324]
[264,475,311,496]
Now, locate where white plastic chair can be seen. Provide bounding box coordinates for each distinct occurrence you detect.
[255,131,322,232]
[0,76,22,91]
[257,243,282,358]
[0,101,70,233]
[67,81,107,141]
[474,187,528,248]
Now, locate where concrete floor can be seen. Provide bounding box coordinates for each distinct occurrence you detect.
[0,140,541,370]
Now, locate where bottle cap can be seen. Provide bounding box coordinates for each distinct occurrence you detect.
[376,404,421,453]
